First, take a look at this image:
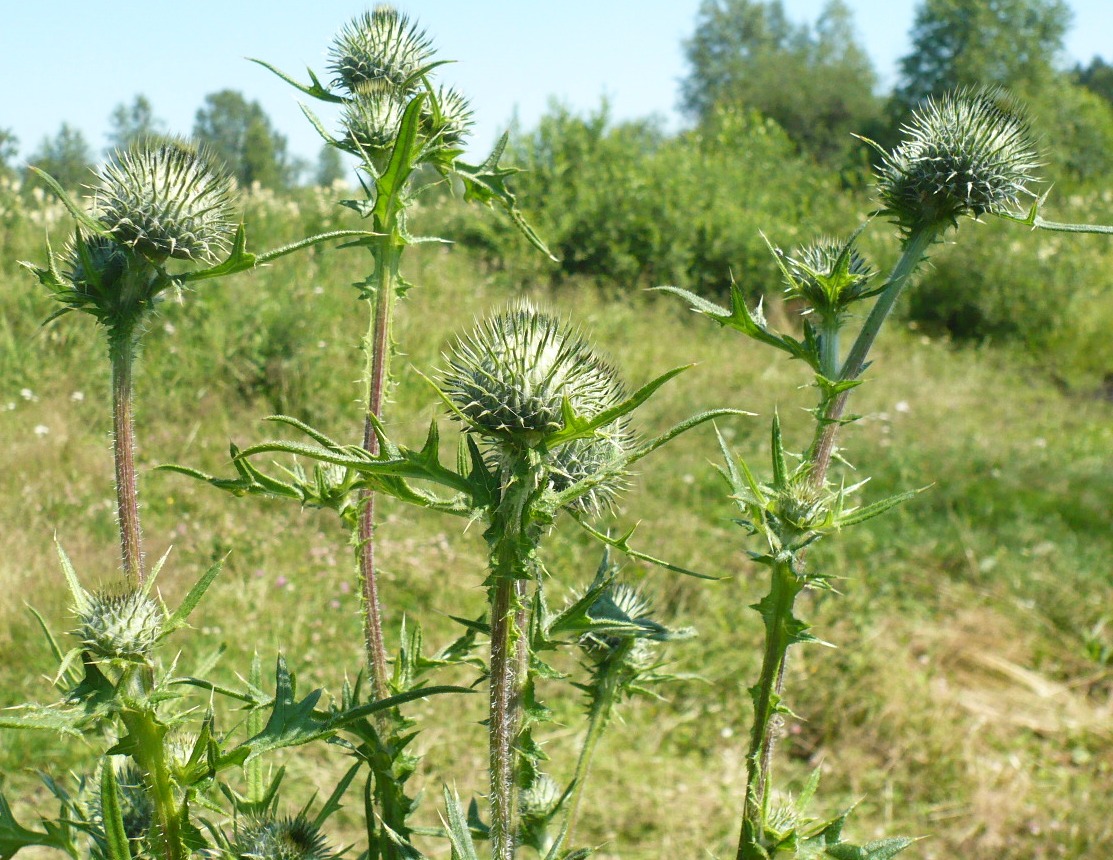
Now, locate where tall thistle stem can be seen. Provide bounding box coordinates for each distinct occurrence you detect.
[485,462,543,860]
[357,239,402,701]
[109,325,144,587]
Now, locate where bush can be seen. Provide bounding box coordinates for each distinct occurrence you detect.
[451,103,855,297]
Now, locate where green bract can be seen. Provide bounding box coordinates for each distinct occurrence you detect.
[328,6,434,96]
[442,301,625,445]
[877,87,1041,233]
[95,138,236,262]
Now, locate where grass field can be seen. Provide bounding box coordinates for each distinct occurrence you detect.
[1,186,1111,858]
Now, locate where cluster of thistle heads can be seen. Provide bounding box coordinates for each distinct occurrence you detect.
[328,5,473,163]
[442,300,633,516]
[49,138,237,332]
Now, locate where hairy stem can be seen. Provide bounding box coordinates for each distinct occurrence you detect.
[109,328,144,587]
[737,561,803,860]
[357,240,403,701]
[488,574,529,860]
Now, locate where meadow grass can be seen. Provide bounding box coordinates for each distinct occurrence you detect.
[1,188,1111,858]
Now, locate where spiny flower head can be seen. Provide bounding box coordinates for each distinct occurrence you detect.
[425,85,473,148]
[94,138,236,263]
[74,588,163,661]
[341,90,407,157]
[548,428,632,517]
[329,6,434,97]
[877,88,1041,234]
[518,774,561,821]
[781,236,878,321]
[441,301,625,447]
[229,816,334,860]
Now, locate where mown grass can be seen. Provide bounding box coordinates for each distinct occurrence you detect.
[1,187,1110,858]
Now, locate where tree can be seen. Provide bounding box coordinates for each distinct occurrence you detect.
[193,90,293,189]
[679,0,881,162]
[894,0,1071,110]
[1075,56,1113,107]
[105,94,165,154]
[27,123,94,190]
[0,128,17,179]
[316,145,347,186]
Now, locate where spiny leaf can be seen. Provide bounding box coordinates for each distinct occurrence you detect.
[165,558,224,631]
[99,766,132,860]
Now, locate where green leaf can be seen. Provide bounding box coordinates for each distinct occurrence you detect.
[165,558,223,632]
[0,787,71,860]
[835,488,925,529]
[374,93,427,227]
[572,518,724,580]
[253,229,384,266]
[99,766,132,860]
[238,656,329,761]
[248,59,345,103]
[547,365,692,448]
[176,223,255,283]
[441,786,480,860]
[312,762,362,829]
[26,167,110,238]
[452,132,557,261]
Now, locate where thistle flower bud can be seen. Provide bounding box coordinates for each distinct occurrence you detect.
[230,816,334,860]
[329,6,434,97]
[782,237,877,318]
[74,588,163,661]
[518,775,561,821]
[877,88,1041,234]
[548,429,631,517]
[64,232,129,297]
[441,301,625,447]
[94,138,236,263]
[342,91,407,158]
[426,85,474,148]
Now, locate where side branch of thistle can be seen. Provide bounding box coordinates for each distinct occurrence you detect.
[808,225,938,488]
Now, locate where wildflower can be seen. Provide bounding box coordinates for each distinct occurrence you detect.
[328,6,434,97]
[441,301,624,446]
[876,88,1041,233]
[74,588,163,661]
[94,138,236,263]
[342,90,407,157]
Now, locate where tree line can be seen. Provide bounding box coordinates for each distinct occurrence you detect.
[3,0,1112,193]
[0,91,345,191]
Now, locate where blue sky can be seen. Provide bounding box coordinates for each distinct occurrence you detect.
[3,1,1110,167]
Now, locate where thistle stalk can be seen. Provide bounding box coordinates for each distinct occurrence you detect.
[357,238,402,702]
[119,708,185,860]
[737,561,803,860]
[109,324,144,587]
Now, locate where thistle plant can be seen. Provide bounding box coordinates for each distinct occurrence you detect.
[250,5,553,708]
[212,299,741,858]
[662,86,1113,859]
